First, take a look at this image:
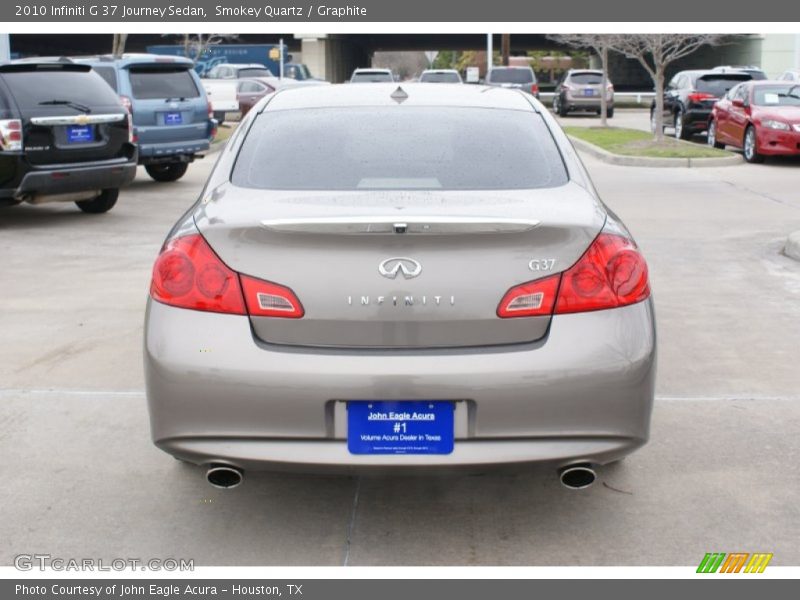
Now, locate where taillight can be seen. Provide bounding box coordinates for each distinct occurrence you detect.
[496,233,650,318]
[207,99,214,120]
[119,96,136,143]
[150,233,304,318]
[150,234,246,315]
[241,276,304,318]
[531,83,539,95]
[119,95,132,112]
[687,91,715,104]
[0,119,23,151]
[607,84,614,91]
[497,274,560,318]
[554,233,649,314]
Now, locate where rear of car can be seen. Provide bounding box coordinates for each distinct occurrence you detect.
[554,70,614,117]
[350,69,394,83]
[419,70,463,84]
[0,62,136,212]
[78,55,215,182]
[144,84,655,484]
[485,66,539,98]
[671,71,752,138]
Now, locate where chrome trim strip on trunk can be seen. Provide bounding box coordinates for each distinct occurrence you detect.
[260,216,541,235]
[30,113,127,126]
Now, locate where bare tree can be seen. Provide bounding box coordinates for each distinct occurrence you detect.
[111,34,128,59]
[607,34,724,141]
[548,34,619,126]
[180,34,236,63]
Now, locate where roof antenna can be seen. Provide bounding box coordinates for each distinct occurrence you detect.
[390,86,409,104]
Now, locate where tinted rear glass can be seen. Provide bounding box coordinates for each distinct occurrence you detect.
[1,69,121,108]
[420,72,461,83]
[570,72,603,85]
[238,68,273,78]
[232,107,568,191]
[351,72,393,83]
[489,68,534,84]
[696,75,751,96]
[93,66,118,91]
[128,68,200,99]
[753,85,800,106]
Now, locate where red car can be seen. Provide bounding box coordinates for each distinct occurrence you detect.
[237,78,277,118]
[709,81,800,163]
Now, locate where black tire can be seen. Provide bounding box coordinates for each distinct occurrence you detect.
[145,162,189,183]
[606,107,614,119]
[674,108,690,140]
[213,111,226,124]
[743,126,764,163]
[554,94,567,117]
[707,119,725,149]
[75,189,118,214]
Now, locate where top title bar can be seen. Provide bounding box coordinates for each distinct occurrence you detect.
[4,0,800,22]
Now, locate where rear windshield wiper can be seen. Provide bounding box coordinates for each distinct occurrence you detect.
[38,99,91,113]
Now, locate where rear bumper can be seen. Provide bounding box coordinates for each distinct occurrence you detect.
[7,157,136,200]
[144,299,656,472]
[564,94,613,110]
[137,139,210,162]
[682,108,712,131]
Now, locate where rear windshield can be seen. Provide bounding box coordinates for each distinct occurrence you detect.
[93,66,118,91]
[0,69,121,109]
[569,72,603,85]
[696,75,751,97]
[753,85,800,106]
[232,107,568,191]
[489,68,535,84]
[351,72,393,83]
[128,68,200,100]
[237,68,273,78]
[420,72,461,83]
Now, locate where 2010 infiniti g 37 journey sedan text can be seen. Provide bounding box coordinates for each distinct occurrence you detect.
[144,84,656,490]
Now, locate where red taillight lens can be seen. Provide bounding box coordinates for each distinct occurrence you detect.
[554,233,649,314]
[241,276,305,318]
[207,99,214,120]
[497,274,561,318]
[0,119,23,151]
[687,92,715,103]
[119,95,132,112]
[150,234,246,315]
[531,83,540,95]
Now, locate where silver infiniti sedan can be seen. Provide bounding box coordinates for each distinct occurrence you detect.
[144,83,656,490]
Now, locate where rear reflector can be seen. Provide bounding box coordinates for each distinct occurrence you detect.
[497,274,560,318]
[241,276,304,318]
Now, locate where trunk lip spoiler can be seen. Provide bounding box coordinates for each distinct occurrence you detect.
[260,216,541,234]
[30,113,127,126]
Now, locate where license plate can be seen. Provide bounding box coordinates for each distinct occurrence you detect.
[164,112,183,125]
[583,88,595,96]
[66,124,94,144]
[347,401,454,455]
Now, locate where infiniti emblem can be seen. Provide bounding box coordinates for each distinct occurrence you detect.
[378,257,422,280]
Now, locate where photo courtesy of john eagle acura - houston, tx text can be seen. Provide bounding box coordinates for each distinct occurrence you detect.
[144,83,655,491]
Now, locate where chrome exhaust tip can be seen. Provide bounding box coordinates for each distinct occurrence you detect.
[559,464,597,490]
[206,465,243,489]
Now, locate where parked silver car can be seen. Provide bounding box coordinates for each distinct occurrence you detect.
[553,69,615,117]
[144,84,656,490]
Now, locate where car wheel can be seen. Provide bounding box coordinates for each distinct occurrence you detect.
[743,126,764,163]
[707,119,725,149]
[554,95,567,117]
[674,109,689,140]
[75,189,118,214]
[606,107,614,119]
[145,162,189,183]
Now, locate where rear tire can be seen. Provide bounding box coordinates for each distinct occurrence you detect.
[707,119,725,149]
[743,126,764,163]
[75,189,118,214]
[674,108,690,140]
[606,107,614,119]
[145,162,189,183]
[554,95,567,117]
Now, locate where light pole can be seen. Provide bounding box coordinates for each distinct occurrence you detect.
[486,33,493,78]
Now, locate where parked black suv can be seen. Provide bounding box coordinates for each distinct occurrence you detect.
[0,62,137,213]
[652,69,752,140]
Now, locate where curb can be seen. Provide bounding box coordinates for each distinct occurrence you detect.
[785,231,800,262]
[568,135,743,168]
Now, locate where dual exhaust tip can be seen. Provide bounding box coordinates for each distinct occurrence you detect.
[204,463,596,490]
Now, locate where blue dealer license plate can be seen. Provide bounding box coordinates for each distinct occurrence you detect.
[66,124,94,144]
[347,401,454,455]
[583,88,595,96]
[164,112,183,125]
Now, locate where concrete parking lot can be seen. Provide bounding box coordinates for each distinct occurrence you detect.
[1,139,799,566]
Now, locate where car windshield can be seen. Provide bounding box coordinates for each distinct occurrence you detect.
[351,72,393,83]
[753,85,800,106]
[1,69,121,110]
[232,107,568,191]
[420,72,461,83]
[570,72,603,85]
[489,68,534,84]
[696,75,751,96]
[129,67,200,99]
[238,68,272,78]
